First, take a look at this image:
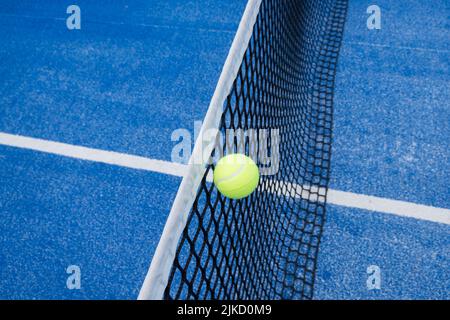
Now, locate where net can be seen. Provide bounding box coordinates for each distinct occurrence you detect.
[163,0,348,300]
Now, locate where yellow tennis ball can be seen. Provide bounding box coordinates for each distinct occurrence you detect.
[213,154,260,200]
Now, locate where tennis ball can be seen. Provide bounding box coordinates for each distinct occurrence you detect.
[213,153,260,200]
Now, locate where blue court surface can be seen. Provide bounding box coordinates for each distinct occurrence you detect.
[0,0,449,299]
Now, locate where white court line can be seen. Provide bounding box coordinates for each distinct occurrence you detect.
[0,132,187,177]
[327,189,450,225]
[1,131,449,225]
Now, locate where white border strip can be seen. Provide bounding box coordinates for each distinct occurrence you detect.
[138,0,263,300]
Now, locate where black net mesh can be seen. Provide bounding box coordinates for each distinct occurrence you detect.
[164,0,348,299]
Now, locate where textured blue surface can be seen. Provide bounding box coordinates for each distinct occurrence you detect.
[315,205,450,300]
[320,0,449,298]
[0,0,449,299]
[0,145,181,299]
[331,0,450,207]
[0,0,243,160]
